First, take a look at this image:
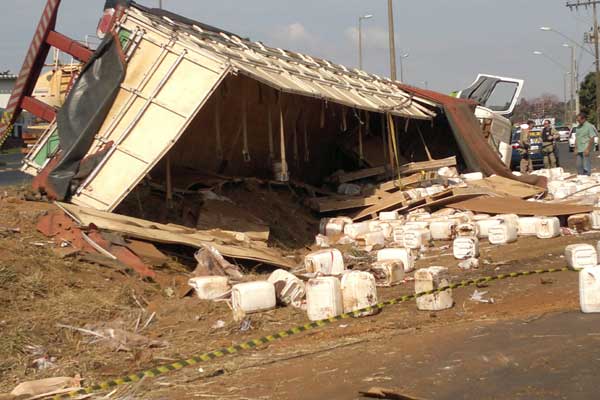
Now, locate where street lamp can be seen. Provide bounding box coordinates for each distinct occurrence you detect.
[563,43,579,122]
[358,14,373,70]
[539,26,594,57]
[399,52,409,83]
[533,50,571,124]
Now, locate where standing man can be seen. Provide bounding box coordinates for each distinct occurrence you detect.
[519,123,532,174]
[575,112,596,176]
[541,119,558,168]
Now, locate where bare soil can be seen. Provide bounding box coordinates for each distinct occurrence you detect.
[0,186,595,399]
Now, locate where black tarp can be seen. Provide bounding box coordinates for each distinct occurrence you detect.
[47,35,126,200]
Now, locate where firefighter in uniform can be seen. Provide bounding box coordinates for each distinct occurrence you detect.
[519,123,532,174]
[541,119,558,169]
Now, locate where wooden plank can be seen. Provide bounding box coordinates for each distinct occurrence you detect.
[467,175,545,199]
[352,190,413,221]
[310,194,384,213]
[398,157,456,176]
[329,166,388,184]
[55,203,295,269]
[376,171,438,192]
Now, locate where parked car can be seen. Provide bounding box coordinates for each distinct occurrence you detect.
[568,125,599,152]
[510,128,544,171]
[556,126,571,142]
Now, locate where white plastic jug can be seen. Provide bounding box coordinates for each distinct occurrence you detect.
[404,221,430,230]
[356,231,386,248]
[592,210,600,230]
[453,236,480,260]
[379,211,399,221]
[304,249,345,275]
[476,218,502,239]
[391,226,405,244]
[343,222,371,239]
[518,217,541,236]
[489,222,518,245]
[403,228,431,250]
[369,221,393,239]
[456,223,479,238]
[414,267,453,311]
[188,276,230,300]
[498,214,519,227]
[319,217,352,237]
[231,281,276,314]
[370,260,405,287]
[472,214,491,221]
[580,266,600,313]
[340,271,378,316]
[268,269,306,307]
[377,248,415,272]
[461,172,484,181]
[429,220,457,241]
[565,244,598,270]
[536,217,561,239]
[306,277,343,321]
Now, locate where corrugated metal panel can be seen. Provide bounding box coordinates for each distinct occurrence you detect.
[128,6,436,120]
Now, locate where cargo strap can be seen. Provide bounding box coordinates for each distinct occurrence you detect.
[53,267,573,399]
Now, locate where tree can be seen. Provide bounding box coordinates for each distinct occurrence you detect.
[511,94,567,124]
[579,71,596,125]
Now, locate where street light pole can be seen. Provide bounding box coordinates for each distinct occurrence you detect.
[387,0,397,81]
[358,14,373,70]
[564,72,571,124]
[564,44,577,123]
[159,0,162,9]
[399,52,409,83]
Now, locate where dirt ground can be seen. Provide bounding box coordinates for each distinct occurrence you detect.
[0,185,597,399]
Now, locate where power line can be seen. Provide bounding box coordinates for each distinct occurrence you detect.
[567,0,600,126]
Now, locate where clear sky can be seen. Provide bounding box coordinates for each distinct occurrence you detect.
[0,0,596,99]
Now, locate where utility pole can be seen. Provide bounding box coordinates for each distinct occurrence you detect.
[387,0,397,81]
[567,0,600,128]
[159,0,163,9]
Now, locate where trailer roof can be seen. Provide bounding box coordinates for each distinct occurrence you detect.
[129,3,437,120]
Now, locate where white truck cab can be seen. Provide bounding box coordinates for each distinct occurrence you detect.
[455,74,524,166]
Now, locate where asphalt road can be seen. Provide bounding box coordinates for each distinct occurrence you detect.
[0,152,31,187]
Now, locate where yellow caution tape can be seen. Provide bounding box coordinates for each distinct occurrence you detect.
[54,266,573,399]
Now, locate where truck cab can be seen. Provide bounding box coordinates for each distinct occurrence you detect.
[455,74,524,166]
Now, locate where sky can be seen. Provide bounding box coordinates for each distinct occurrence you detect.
[0,0,597,100]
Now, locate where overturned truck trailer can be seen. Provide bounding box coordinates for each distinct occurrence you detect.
[17,0,542,214]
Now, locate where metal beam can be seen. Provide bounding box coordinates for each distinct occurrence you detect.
[21,96,57,122]
[47,31,93,62]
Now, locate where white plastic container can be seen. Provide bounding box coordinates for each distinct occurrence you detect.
[403,228,431,250]
[377,248,415,272]
[580,266,600,313]
[404,221,430,230]
[356,231,386,248]
[429,220,457,241]
[188,276,230,300]
[565,244,598,271]
[370,260,405,287]
[319,217,352,237]
[568,214,592,232]
[343,222,371,239]
[304,249,345,275]
[379,211,399,221]
[414,267,453,311]
[267,269,306,307]
[391,226,405,244]
[231,281,276,314]
[453,236,480,260]
[518,217,541,236]
[431,208,456,217]
[456,223,479,238]
[472,214,491,221]
[536,217,561,239]
[369,221,393,239]
[488,222,518,245]
[476,218,502,239]
[306,277,343,321]
[498,214,519,227]
[340,271,378,315]
[593,210,600,230]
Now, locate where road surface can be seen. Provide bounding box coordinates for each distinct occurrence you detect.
[0,152,31,187]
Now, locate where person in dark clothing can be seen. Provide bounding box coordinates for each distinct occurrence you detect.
[541,119,558,168]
